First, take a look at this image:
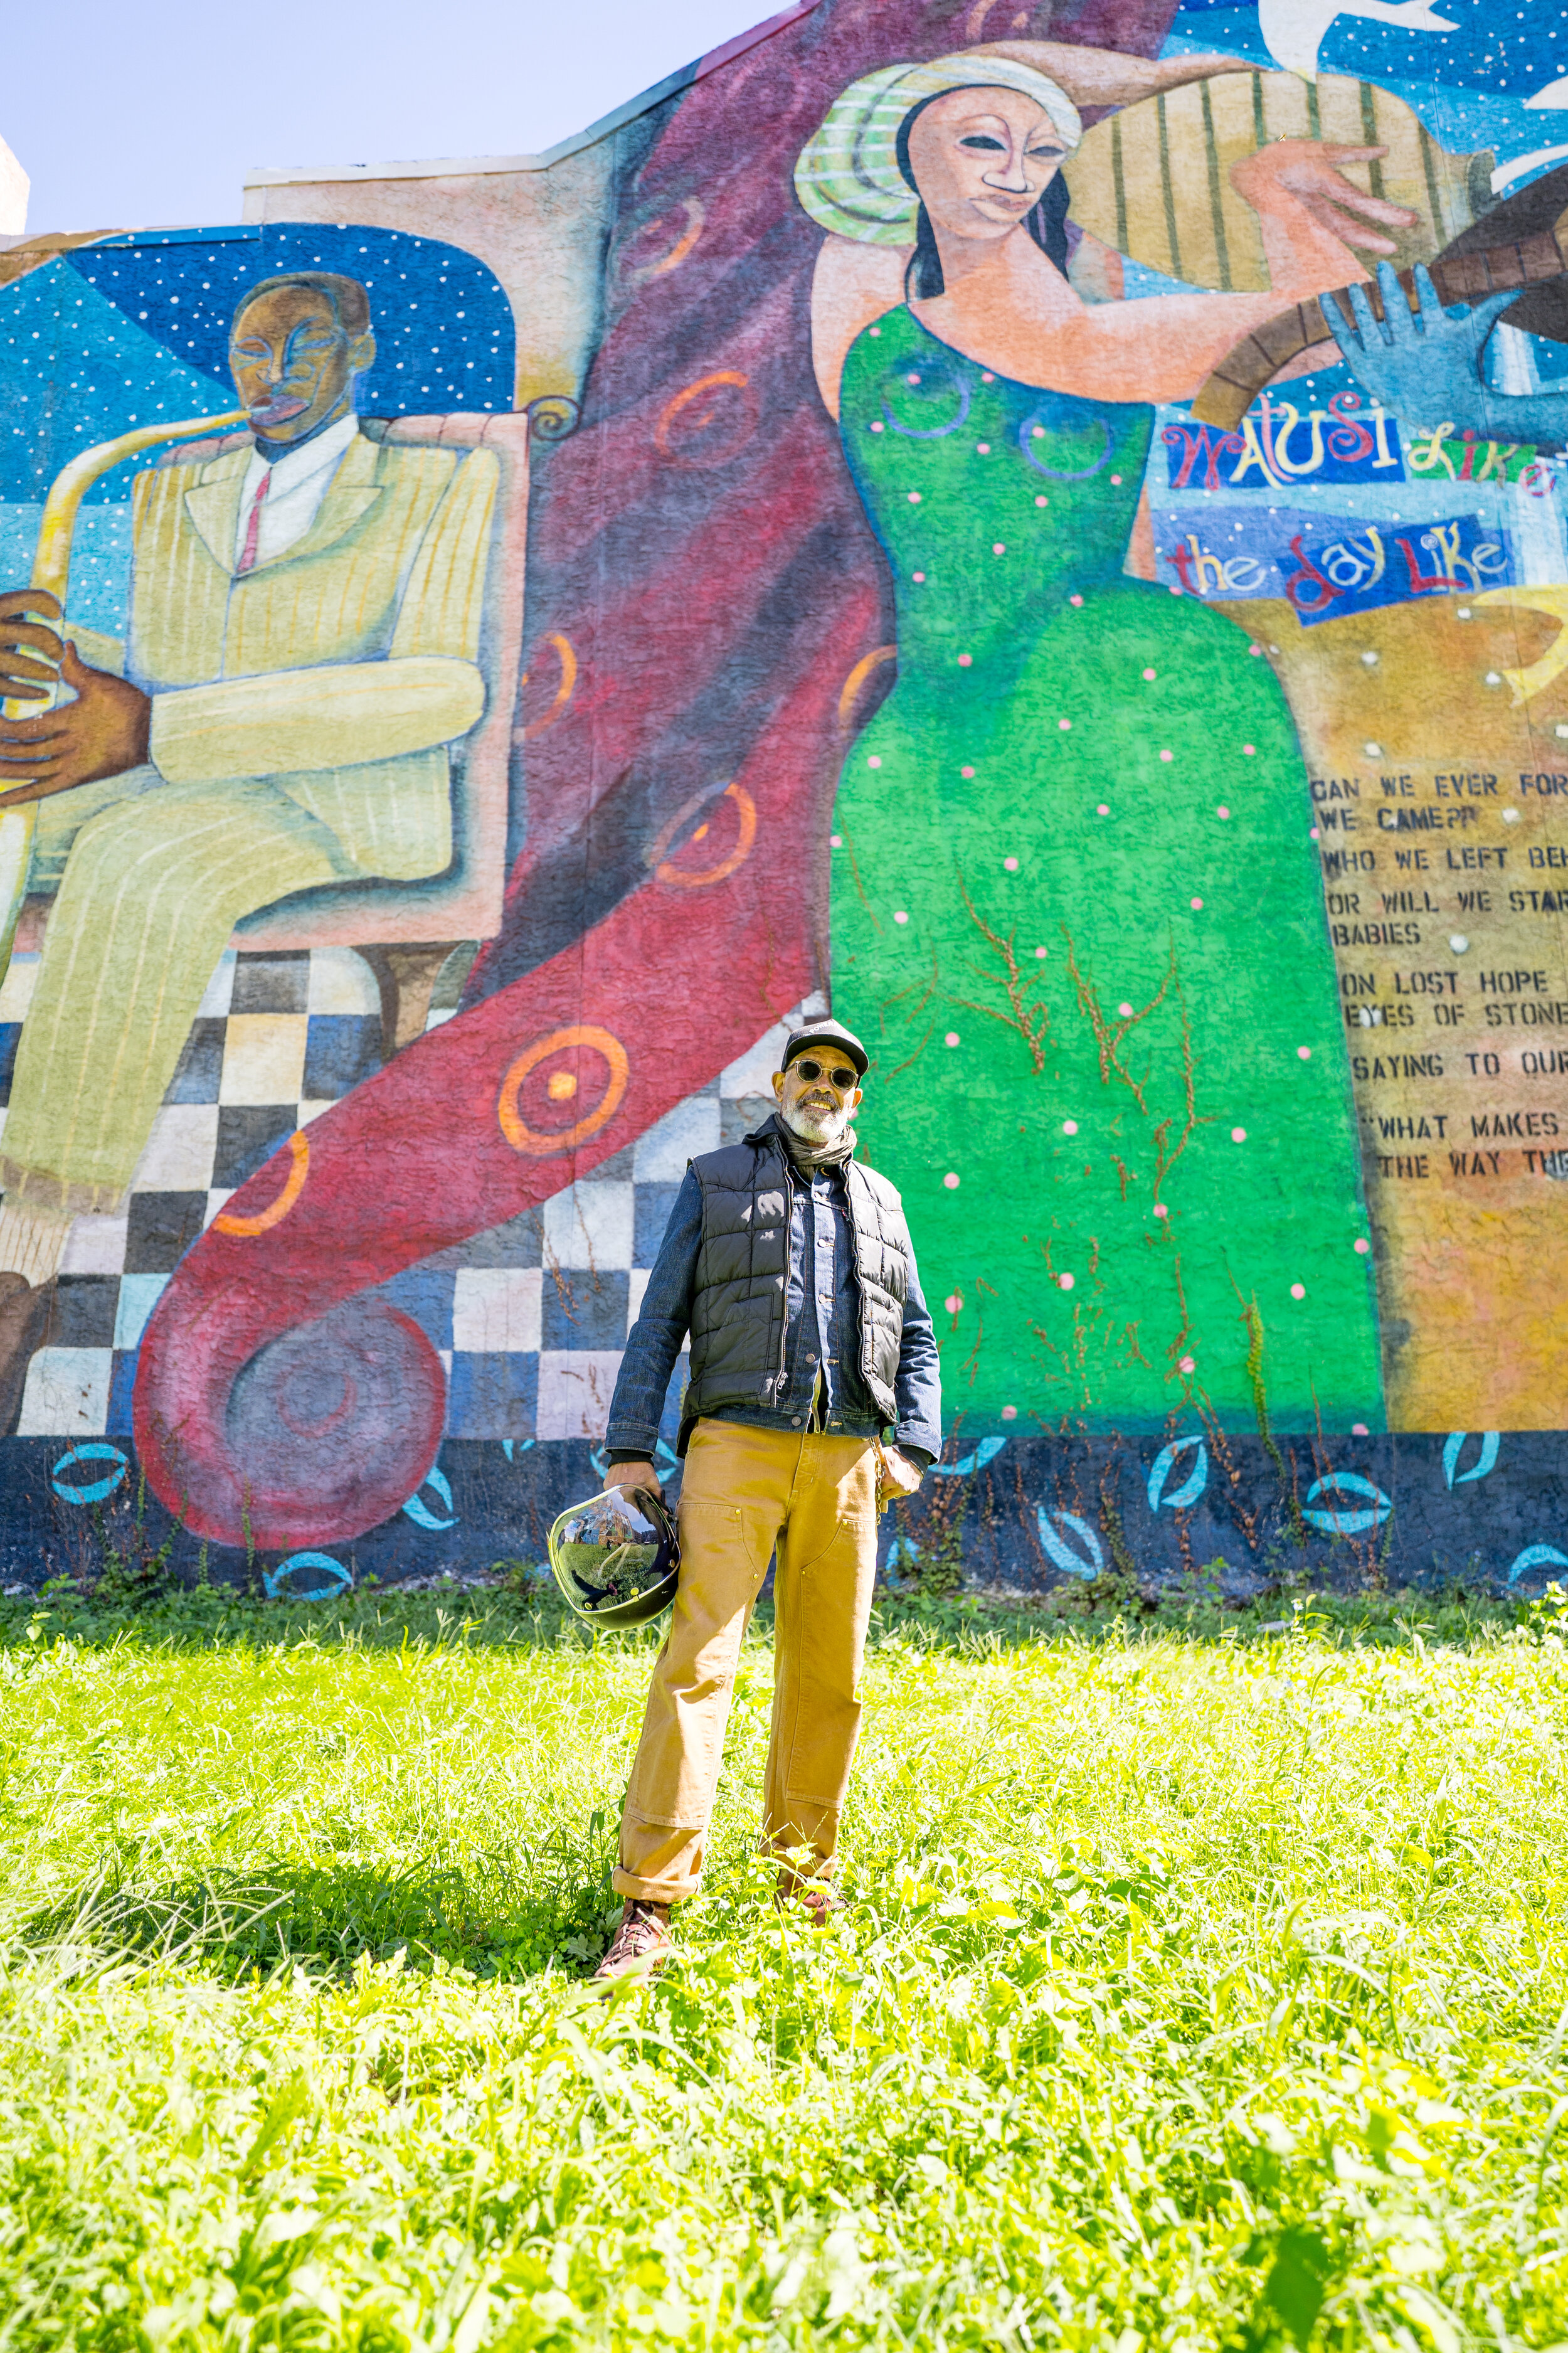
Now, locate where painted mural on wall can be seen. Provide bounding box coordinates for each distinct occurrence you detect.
[0,0,1563,1597]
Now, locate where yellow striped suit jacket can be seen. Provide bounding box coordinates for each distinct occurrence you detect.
[118,426,498,880]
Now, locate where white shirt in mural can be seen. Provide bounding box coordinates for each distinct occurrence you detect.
[233,410,359,569]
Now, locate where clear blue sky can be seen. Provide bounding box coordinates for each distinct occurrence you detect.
[4,0,771,235]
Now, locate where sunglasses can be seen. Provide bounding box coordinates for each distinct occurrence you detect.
[790,1057,859,1090]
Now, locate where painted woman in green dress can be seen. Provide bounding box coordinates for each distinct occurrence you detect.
[797,49,1406,1435]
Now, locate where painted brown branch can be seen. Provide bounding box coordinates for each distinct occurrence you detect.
[1152,971,1207,1204]
[1061,925,1179,1112]
[957,879,1051,1073]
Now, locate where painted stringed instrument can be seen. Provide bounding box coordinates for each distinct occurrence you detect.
[1192,163,1568,433]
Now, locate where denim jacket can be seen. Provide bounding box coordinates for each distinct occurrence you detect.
[606,1134,942,1464]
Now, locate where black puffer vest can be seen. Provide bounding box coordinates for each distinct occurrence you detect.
[681,1116,911,1452]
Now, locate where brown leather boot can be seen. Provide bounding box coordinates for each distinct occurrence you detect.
[0,1273,58,1437]
[777,1879,849,1927]
[592,1899,672,1985]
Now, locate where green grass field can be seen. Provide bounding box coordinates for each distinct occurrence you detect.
[2,1578,1565,2351]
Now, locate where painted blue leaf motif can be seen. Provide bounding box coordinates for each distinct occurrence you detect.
[1442,1431,1500,1489]
[1147,1437,1209,1512]
[1301,1472,1393,1536]
[1037,1508,1104,1580]
[929,1436,1007,1478]
[885,1536,921,1571]
[501,1439,536,1462]
[50,1442,129,1506]
[1507,1543,1568,1588]
[402,1466,457,1531]
[264,1552,351,1601]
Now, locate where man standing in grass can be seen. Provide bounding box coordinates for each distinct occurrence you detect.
[594,1019,943,1982]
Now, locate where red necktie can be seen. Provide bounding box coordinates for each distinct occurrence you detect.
[236,467,272,575]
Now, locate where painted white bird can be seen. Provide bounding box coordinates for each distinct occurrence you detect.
[1258,0,1458,80]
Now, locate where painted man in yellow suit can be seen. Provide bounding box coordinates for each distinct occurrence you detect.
[0,270,498,1420]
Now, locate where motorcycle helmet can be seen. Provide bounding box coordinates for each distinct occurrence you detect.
[547,1484,680,1627]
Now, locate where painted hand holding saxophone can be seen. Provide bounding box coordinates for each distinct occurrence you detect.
[0,408,248,972]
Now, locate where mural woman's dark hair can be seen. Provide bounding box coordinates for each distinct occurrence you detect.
[894,90,1071,300]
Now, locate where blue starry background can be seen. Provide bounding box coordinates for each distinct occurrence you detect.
[0,223,514,634]
[1166,0,1568,179]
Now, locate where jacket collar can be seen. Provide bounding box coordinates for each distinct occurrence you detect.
[181,427,383,576]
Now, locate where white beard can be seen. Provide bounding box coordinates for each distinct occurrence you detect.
[783,1099,852,1146]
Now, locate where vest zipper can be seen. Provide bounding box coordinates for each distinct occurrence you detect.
[776,1159,795,1399]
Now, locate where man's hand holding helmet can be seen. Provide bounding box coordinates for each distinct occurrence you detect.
[605,1459,662,1501]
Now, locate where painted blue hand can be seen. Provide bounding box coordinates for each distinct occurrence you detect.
[1323,262,1565,450]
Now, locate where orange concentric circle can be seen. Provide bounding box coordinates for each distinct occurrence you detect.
[652,782,758,890]
[654,371,756,467]
[213,1130,309,1237]
[497,1025,630,1156]
[519,633,578,741]
[837,644,896,734]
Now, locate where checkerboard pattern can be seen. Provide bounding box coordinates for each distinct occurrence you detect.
[0,942,825,1442]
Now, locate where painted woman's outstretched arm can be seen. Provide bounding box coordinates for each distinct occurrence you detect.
[912,139,1418,406]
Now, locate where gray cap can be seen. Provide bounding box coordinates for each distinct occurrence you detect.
[781,1017,869,1077]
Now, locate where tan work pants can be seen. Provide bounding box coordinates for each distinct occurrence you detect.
[613,1419,881,1906]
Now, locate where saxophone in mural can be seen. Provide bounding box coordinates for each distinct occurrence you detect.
[0,403,249,973]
